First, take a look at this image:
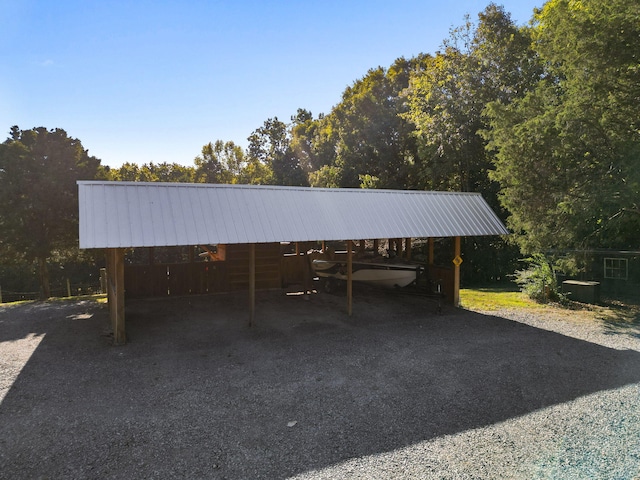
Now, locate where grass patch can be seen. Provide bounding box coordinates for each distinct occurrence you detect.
[461,286,640,337]
[0,293,107,308]
[0,299,35,308]
[460,287,541,311]
[44,293,107,305]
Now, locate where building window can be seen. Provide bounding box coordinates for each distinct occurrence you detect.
[604,258,628,280]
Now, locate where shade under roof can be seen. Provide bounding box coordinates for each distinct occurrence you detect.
[77,181,508,249]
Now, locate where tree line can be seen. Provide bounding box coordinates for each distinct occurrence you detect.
[1,0,638,297]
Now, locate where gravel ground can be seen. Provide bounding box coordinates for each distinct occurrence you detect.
[1,289,639,479]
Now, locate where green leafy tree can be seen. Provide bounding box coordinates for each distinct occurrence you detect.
[405,5,537,198]
[404,5,541,283]
[308,165,341,188]
[246,117,307,186]
[319,57,423,189]
[236,157,274,185]
[486,0,640,251]
[110,162,154,181]
[111,162,195,182]
[194,140,245,184]
[0,126,102,297]
[405,49,483,192]
[289,109,335,179]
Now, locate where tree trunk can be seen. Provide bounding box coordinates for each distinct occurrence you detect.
[38,257,51,299]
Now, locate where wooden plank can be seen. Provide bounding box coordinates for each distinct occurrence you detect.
[188,246,195,294]
[249,243,255,327]
[106,248,126,345]
[347,240,353,316]
[453,236,461,307]
[429,265,454,303]
[106,250,114,308]
[114,248,126,345]
[428,238,434,265]
[225,243,282,291]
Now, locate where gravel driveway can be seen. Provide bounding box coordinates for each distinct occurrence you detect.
[1,290,639,479]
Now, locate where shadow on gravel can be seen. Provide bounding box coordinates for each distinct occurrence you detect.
[1,291,640,479]
[0,300,103,344]
[598,301,640,339]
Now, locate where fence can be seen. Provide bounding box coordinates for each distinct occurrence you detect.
[0,281,102,304]
[124,243,283,299]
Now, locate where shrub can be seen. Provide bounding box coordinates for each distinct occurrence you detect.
[512,253,561,303]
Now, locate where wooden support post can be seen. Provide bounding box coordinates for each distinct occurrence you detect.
[302,252,312,296]
[99,268,107,294]
[249,243,256,327]
[405,238,412,260]
[453,236,461,307]
[115,249,125,344]
[105,251,114,311]
[188,246,195,294]
[295,242,300,255]
[359,239,365,254]
[347,240,353,316]
[321,240,326,253]
[428,238,435,265]
[66,278,71,297]
[106,248,126,345]
[373,239,379,255]
[396,238,403,258]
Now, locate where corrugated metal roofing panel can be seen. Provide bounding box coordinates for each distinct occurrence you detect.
[77,181,509,249]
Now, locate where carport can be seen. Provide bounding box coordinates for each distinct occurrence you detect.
[78,181,508,344]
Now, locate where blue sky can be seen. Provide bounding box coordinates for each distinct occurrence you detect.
[1,0,541,168]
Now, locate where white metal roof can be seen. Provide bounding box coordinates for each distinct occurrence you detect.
[78,181,509,249]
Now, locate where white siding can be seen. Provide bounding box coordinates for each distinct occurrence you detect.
[77,182,509,249]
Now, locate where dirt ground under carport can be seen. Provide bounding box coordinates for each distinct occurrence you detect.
[1,288,639,479]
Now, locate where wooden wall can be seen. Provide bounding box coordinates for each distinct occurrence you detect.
[124,243,282,299]
[226,243,282,291]
[428,265,454,303]
[123,241,456,303]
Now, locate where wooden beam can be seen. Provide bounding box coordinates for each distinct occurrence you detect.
[302,252,312,296]
[106,248,126,345]
[405,238,412,260]
[188,246,195,295]
[428,238,435,265]
[373,239,379,254]
[115,249,125,344]
[249,243,256,326]
[347,240,353,316]
[453,236,461,307]
[105,251,113,311]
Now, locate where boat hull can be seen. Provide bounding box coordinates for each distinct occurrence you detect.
[313,260,417,288]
